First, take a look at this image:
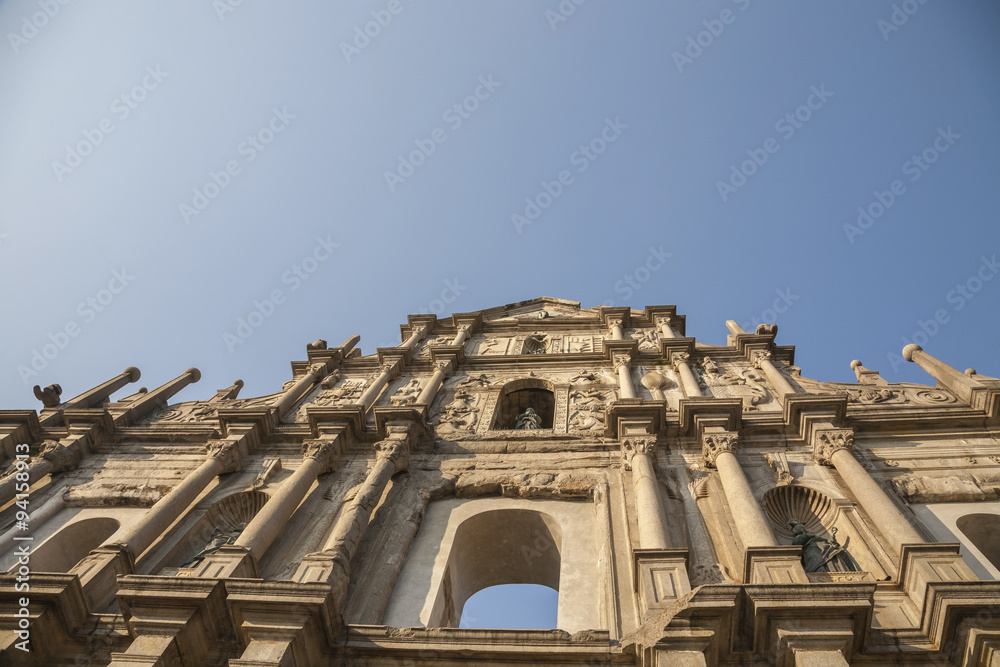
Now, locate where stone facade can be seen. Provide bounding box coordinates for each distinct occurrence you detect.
[1,296,1000,665]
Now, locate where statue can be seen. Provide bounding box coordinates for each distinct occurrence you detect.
[515,407,543,430]
[789,521,860,573]
[182,522,247,568]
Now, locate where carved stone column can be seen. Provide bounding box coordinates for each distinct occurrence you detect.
[655,316,677,339]
[416,360,453,406]
[274,363,327,419]
[116,368,201,425]
[615,353,636,399]
[903,343,994,406]
[751,350,797,402]
[53,366,142,410]
[357,361,401,411]
[813,428,923,555]
[0,439,79,506]
[232,438,341,563]
[703,431,777,549]
[608,317,624,341]
[671,352,703,398]
[114,440,243,561]
[400,324,426,351]
[452,324,472,347]
[621,437,670,550]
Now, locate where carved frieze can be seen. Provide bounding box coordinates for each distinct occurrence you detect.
[698,357,771,410]
[434,388,482,436]
[568,388,610,433]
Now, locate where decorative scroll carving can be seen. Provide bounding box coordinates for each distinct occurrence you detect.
[477,338,508,355]
[389,378,422,406]
[814,429,854,466]
[434,389,481,436]
[702,432,738,468]
[699,358,770,410]
[205,440,242,474]
[848,387,905,404]
[569,388,608,433]
[146,401,219,424]
[553,386,569,434]
[631,329,659,351]
[476,390,501,434]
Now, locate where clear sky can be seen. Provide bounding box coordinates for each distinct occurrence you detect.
[2,1,999,629]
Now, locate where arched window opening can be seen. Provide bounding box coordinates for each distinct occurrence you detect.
[957,513,1000,570]
[495,379,556,430]
[460,584,558,629]
[30,517,120,572]
[429,509,562,628]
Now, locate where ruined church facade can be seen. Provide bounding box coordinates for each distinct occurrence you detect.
[2,297,1000,665]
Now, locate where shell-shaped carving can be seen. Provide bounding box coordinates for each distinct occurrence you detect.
[763,485,839,540]
[205,491,269,531]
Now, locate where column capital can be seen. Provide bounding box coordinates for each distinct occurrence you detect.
[813,428,854,466]
[751,350,773,370]
[205,440,243,474]
[40,439,81,473]
[380,360,401,377]
[375,437,410,474]
[654,315,673,327]
[302,438,340,474]
[434,359,454,374]
[702,431,739,468]
[670,351,690,370]
[621,436,657,471]
[613,352,632,370]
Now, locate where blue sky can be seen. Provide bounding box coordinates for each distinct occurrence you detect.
[2,1,999,629]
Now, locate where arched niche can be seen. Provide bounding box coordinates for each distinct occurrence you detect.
[494,378,555,429]
[428,508,561,627]
[160,490,269,570]
[30,517,120,573]
[957,513,1000,570]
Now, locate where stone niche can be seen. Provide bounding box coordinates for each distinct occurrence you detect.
[382,497,600,633]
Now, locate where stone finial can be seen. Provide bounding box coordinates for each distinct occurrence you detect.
[620,436,657,471]
[751,350,773,370]
[813,429,854,466]
[851,359,887,386]
[33,383,62,408]
[306,339,327,351]
[302,439,340,474]
[206,440,243,474]
[755,323,777,336]
[702,432,738,468]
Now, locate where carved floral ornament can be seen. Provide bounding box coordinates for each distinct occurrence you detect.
[620,436,657,470]
[814,429,854,466]
[205,440,242,473]
[670,351,690,370]
[302,439,339,473]
[702,432,739,468]
[751,350,773,370]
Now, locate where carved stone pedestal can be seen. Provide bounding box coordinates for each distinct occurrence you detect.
[70,545,134,611]
[189,544,258,579]
[633,549,691,618]
[743,546,808,585]
[112,576,236,667]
